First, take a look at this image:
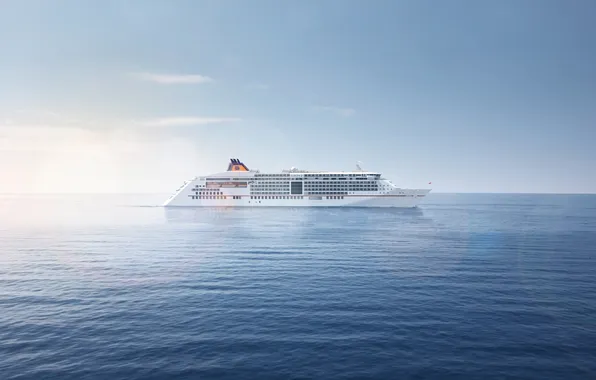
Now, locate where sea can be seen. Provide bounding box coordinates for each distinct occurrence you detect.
[1,193,595,380]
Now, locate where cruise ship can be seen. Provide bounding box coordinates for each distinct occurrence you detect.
[163,159,431,208]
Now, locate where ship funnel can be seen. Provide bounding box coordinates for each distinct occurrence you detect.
[227,158,249,171]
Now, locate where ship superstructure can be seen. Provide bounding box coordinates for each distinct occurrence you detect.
[163,159,431,207]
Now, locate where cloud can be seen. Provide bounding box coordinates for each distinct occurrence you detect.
[1,110,242,132]
[313,106,355,117]
[139,117,242,127]
[132,72,214,84]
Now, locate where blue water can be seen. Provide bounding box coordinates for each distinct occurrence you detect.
[1,193,595,379]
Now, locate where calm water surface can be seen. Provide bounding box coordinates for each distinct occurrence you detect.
[1,194,595,379]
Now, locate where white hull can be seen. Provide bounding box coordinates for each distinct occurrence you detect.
[163,159,431,208]
[164,180,430,208]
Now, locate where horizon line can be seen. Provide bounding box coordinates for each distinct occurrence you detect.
[1,192,595,196]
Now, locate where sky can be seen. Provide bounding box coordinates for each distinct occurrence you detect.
[1,0,595,194]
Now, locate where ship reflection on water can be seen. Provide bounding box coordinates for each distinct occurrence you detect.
[163,206,425,225]
[162,206,430,260]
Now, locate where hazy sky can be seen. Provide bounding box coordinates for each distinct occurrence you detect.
[1,0,595,193]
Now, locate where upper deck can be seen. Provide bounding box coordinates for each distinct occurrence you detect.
[202,158,382,180]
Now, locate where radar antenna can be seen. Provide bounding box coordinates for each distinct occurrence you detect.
[356,161,363,171]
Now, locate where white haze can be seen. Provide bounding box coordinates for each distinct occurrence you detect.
[0,121,207,194]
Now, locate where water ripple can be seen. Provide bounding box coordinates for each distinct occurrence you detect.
[0,194,595,379]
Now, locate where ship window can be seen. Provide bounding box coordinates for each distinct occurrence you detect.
[290,181,303,195]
